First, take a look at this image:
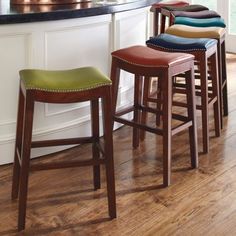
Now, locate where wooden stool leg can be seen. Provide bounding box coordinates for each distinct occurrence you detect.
[12,87,25,200]
[154,10,160,36]
[110,59,120,129]
[102,87,116,219]
[160,14,166,34]
[162,71,172,187]
[200,55,209,154]
[186,67,198,168]
[217,41,224,129]
[222,41,228,116]
[91,99,100,190]
[210,52,221,137]
[140,76,151,141]
[18,95,34,231]
[156,77,162,126]
[133,75,143,148]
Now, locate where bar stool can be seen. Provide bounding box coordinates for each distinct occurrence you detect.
[171,10,220,19]
[146,34,221,153]
[166,25,228,124]
[160,4,209,32]
[111,45,198,187]
[12,67,116,231]
[150,0,189,35]
[174,17,226,28]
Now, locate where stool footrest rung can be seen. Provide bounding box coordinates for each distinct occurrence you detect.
[172,113,189,122]
[30,158,106,171]
[114,116,163,135]
[115,106,134,117]
[171,120,193,136]
[139,105,162,115]
[31,137,94,148]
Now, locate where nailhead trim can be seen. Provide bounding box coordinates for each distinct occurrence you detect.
[147,43,208,52]
[24,82,112,93]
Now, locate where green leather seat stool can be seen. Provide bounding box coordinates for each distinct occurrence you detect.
[12,66,116,231]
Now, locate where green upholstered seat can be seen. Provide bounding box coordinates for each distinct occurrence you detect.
[20,67,112,92]
[174,17,226,28]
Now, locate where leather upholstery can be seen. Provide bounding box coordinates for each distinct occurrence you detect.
[20,67,111,92]
[172,10,220,18]
[151,0,189,11]
[175,17,226,28]
[146,34,217,51]
[111,45,194,68]
[163,4,209,12]
[165,24,226,39]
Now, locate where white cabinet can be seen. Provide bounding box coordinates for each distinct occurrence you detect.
[0,7,151,164]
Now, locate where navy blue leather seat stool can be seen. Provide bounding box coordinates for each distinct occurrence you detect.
[144,33,221,153]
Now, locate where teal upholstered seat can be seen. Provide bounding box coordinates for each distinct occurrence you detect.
[20,67,111,92]
[174,17,226,28]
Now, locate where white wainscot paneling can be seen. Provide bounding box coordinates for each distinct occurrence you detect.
[43,15,111,124]
[113,7,150,112]
[0,9,151,164]
[0,33,30,164]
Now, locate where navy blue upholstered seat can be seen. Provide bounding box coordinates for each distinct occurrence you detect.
[146,33,217,51]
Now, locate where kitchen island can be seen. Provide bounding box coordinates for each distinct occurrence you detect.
[0,0,159,164]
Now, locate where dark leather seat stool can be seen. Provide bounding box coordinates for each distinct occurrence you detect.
[160,4,209,33]
[166,25,228,125]
[150,0,189,35]
[12,67,116,231]
[111,45,198,187]
[146,34,221,153]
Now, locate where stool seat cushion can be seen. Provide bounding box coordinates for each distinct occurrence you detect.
[111,45,194,68]
[146,34,217,52]
[20,67,111,92]
[165,24,226,39]
[174,17,226,28]
[172,10,220,18]
[151,0,189,11]
[163,4,209,12]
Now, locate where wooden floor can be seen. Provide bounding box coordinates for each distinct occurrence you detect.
[1,54,236,236]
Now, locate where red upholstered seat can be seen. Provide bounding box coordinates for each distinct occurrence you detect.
[111,45,194,68]
[151,0,189,12]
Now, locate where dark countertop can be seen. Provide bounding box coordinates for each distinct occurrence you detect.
[0,0,159,24]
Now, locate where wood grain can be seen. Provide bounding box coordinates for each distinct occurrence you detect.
[0,54,236,235]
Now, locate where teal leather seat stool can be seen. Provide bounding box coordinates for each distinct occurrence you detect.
[12,67,116,231]
[174,17,226,28]
[146,34,221,154]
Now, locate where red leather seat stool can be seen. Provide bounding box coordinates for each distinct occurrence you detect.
[151,0,189,35]
[110,45,198,187]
